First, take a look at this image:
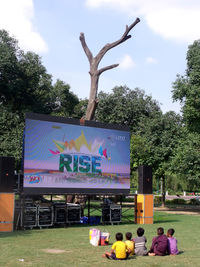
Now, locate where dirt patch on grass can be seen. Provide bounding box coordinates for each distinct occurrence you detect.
[155,206,200,215]
[164,210,200,215]
[42,249,71,254]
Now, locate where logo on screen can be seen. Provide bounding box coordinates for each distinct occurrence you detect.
[28,175,42,184]
[59,154,101,173]
[49,130,111,174]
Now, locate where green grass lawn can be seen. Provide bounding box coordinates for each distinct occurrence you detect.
[0,211,200,267]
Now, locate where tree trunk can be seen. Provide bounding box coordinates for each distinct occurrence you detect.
[161,176,166,207]
[86,74,99,120]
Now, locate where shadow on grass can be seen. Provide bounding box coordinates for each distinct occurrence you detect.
[0,229,35,238]
[105,256,136,261]
[0,213,181,237]
[153,212,181,224]
[154,219,180,224]
[66,221,136,227]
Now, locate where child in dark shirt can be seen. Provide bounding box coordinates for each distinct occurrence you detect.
[148,227,168,256]
[132,227,148,256]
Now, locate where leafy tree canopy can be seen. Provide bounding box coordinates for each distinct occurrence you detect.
[172,40,200,133]
[131,111,184,176]
[169,131,200,191]
[50,79,79,117]
[72,98,88,119]
[95,86,161,131]
[0,30,53,113]
[0,105,24,169]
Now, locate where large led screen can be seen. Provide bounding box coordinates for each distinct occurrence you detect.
[23,113,130,194]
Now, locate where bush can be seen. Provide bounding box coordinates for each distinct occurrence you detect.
[170,198,187,205]
[154,196,162,205]
[166,189,176,195]
[188,198,200,205]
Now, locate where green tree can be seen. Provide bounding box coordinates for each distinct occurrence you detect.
[130,134,150,169]
[133,111,183,171]
[0,30,20,107]
[0,106,24,169]
[51,79,79,117]
[95,86,160,131]
[16,51,53,113]
[131,111,184,194]
[0,30,53,114]
[169,132,200,191]
[73,98,88,119]
[172,40,200,133]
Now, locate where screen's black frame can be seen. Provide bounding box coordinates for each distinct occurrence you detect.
[23,113,130,195]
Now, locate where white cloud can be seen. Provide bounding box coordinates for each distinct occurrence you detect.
[0,0,48,53]
[119,54,135,69]
[85,0,200,44]
[145,57,158,64]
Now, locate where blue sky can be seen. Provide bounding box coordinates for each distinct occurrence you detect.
[1,0,200,113]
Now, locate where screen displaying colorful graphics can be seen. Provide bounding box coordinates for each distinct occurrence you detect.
[23,113,130,194]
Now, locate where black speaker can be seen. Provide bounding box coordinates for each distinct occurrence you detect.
[102,204,121,223]
[23,207,37,228]
[0,156,15,192]
[138,165,152,194]
[38,206,53,227]
[102,205,110,223]
[54,203,67,224]
[67,204,81,223]
[110,205,121,223]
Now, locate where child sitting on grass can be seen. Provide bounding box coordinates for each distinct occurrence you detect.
[148,227,168,256]
[167,228,179,255]
[125,232,134,256]
[102,232,130,260]
[132,227,148,256]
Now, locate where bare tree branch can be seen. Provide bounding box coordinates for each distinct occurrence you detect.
[98,64,119,75]
[79,32,93,63]
[95,18,140,66]
[79,18,140,120]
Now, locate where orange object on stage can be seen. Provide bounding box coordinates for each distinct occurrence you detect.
[0,193,15,232]
[135,194,153,224]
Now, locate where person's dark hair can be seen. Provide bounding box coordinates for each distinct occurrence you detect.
[116,232,123,241]
[137,227,144,237]
[167,228,175,236]
[126,232,132,240]
[157,227,164,235]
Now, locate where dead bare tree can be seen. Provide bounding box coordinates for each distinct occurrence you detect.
[79,18,140,120]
